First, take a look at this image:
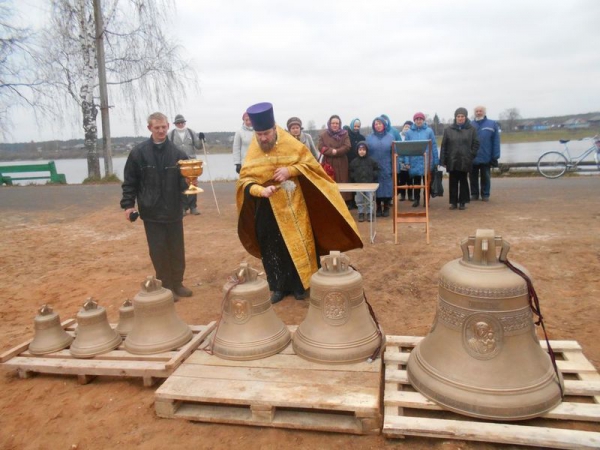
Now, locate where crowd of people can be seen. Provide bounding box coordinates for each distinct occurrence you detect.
[120,104,500,304]
[233,106,501,215]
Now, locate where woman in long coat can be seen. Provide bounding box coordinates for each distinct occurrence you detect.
[318,115,352,202]
[440,107,480,210]
[366,116,395,217]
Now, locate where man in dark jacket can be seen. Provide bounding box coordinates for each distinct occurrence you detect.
[470,106,501,202]
[120,112,193,301]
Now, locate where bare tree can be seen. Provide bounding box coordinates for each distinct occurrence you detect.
[0,1,48,138]
[500,107,522,133]
[32,0,197,178]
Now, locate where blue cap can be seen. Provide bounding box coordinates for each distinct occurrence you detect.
[246,102,275,131]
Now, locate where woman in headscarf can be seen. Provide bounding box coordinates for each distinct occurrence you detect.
[318,114,352,203]
[287,117,319,159]
[232,112,254,174]
[440,107,479,210]
[366,116,395,217]
[343,118,366,209]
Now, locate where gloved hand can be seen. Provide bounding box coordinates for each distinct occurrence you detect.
[198,132,205,141]
[235,164,241,174]
[491,159,499,168]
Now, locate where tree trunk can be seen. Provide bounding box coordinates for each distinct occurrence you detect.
[78,0,101,179]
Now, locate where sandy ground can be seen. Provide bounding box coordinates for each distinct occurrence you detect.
[0,176,599,450]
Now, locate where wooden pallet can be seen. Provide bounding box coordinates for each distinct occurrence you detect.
[155,327,383,434]
[383,335,600,449]
[0,320,216,387]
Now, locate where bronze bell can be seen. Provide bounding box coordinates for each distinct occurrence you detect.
[29,304,74,355]
[70,298,122,358]
[124,276,192,355]
[115,299,134,337]
[293,251,384,364]
[407,229,563,420]
[212,262,291,360]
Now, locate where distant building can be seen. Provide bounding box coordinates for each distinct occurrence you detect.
[562,118,590,129]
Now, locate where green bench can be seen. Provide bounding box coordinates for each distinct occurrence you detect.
[0,161,67,185]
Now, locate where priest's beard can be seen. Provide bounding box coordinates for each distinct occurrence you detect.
[258,133,277,152]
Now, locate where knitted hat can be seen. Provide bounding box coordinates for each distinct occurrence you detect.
[413,112,425,121]
[246,102,275,131]
[455,107,468,117]
[286,117,302,130]
[173,114,186,124]
[403,120,413,127]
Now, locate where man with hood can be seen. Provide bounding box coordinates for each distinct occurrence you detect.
[403,112,440,207]
[237,103,362,304]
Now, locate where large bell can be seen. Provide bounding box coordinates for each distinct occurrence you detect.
[29,304,74,355]
[212,262,291,360]
[124,276,192,355]
[407,229,563,420]
[70,298,122,358]
[293,251,384,364]
[115,299,134,337]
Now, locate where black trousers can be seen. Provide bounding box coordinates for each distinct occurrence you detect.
[449,170,470,205]
[182,192,197,211]
[411,176,429,202]
[143,220,186,289]
[398,170,413,199]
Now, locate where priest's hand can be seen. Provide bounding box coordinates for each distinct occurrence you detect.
[273,167,290,182]
[261,185,279,198]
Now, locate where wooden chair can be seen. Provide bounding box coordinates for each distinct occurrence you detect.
[392,140,431,244]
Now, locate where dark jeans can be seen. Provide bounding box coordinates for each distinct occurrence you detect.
[182,192,197,211]
[143,220,186,289]
[470,164,491,199]
[410,176,429,202]
[449,170,470,205]
[398,170,413,199]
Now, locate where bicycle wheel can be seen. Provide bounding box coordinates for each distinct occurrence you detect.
[537,152,568,178]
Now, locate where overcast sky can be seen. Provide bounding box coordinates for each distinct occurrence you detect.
[6,0,600,143]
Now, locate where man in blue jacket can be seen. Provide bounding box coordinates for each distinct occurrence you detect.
[470,106,500,202]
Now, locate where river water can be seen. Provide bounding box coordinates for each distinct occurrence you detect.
[1,140,595,185]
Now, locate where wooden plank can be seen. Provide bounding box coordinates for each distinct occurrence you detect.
[170,402,370,434]
[383,416,600,450]
[156,376,380,414]
[165,321,216,370]
[382,352,410,365]
[0,319,77,363]
[184,350,382,373]
[172,364,380,389]
[384,336,423,347]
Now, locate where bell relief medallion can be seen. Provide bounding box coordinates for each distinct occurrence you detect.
[463,314,503,360]
[322,291,350,326]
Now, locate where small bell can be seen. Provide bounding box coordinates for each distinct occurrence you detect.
[70,298,122,358]
[212,263,291,360]
[115,299,134,337]
[29,304,74,355]
[124,276,192,355]
[293,251,384,364]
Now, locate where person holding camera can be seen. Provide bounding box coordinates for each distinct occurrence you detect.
[121,112,193,301]
[470,105,501,202]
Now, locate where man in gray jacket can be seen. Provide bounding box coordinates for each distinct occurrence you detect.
[170,114,202,215]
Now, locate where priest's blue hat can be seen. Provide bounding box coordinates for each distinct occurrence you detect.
[246,102,275,131]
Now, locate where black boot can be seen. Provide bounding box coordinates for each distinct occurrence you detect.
[412,198,420,207]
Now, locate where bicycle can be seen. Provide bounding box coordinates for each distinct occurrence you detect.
[537,135,600,178]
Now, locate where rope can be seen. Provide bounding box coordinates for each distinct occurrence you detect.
[500,257,564,398]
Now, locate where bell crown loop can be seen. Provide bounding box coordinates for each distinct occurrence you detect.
[231,262,258,284]
[320,251,351,274]
[82,297,98,311]
[141,276,163,292]
[460,229,510,266]
[38,304,54,316]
